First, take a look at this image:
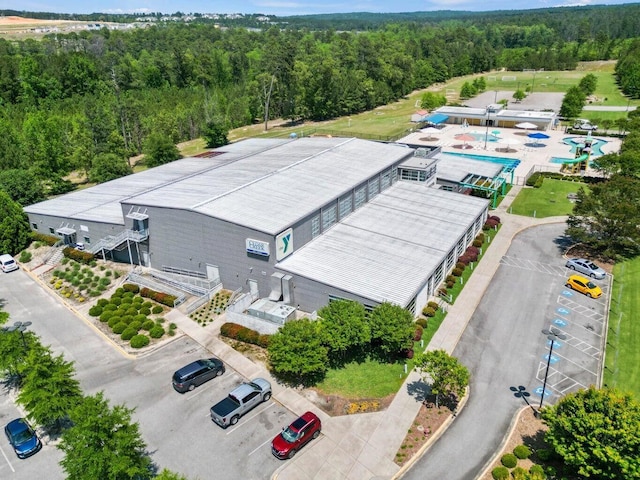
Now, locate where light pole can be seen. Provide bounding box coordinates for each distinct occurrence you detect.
[539,327,566,411]
[484,107,491,150]
[2,321,32,351]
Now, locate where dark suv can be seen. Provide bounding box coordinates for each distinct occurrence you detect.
[172,357,225,393]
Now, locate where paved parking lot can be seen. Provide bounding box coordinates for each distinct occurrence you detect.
[0,269,297,480]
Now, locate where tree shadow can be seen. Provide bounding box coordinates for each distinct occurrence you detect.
[553,232,575,254]
[406,380,431,403]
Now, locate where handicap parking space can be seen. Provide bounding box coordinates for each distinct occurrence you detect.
[533,274,610,405]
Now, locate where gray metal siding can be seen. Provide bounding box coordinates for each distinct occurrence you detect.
[27,213,124,247]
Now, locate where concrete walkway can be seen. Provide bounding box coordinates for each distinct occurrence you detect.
[159,180,568,480]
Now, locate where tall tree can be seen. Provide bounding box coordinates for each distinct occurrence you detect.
[143,133,181,168]
[89,153,133,183]
[414,349,470,408]
[318,299,370,362]
[0,169,46,206]
[541,387,640,480]
[16,344,83,432]
[0,190,32,255]
[58,392,152,480]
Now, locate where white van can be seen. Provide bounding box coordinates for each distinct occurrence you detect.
[0,254,19,273]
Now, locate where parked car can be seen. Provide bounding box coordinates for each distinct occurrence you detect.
[0,254,19,273]
[210,378,271,428]
[565,258,606,280]
[4,418,42,459]
[573,119,597,131]
[271,411,322,459]
[566,275,603,298]
[172,357,225,393]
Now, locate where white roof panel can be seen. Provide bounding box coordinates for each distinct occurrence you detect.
[435,153,504,182]
[277,183,488,306]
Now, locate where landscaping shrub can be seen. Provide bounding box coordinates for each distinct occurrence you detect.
[123,291,135,298]
[140,307,151,315]
[511,467,528,480]
[19,251,32,263]
[151,305,163,314]
[467,245,480,255]
[500,453,518,468]
[257,334,270,348]
[526,172,542,187]
[125,307,138,316]
[129,321,142,331]
[237,327,259,344]
[120,296,133,304]
[104,303,118,311]
[404,349,414,359]
[489,215,501,224]
[445,279,455,288]
[62,246,95,264]
[108,316,123,329]
[99,311,114,322]
[416,317,428,328]
[142,320,155,331]
[140,287,177,307]
[529,465,546,480]
[491,466,509,480]
[458,254,471,265]
[112,322,128,334]
[452,267,463,277]
[89,306,103,317]
[220,322,267,348]
[114,288,125,296]
[427,301,438,310]
[123,283,140,293]
[121,328,137,341]
[475,232,485,243]
[31,232,60,245]
[134,313,147,322]
[455,261,466,270]
[472,239,483,248]
[446,274,456,283]
[130,334,150,348]
[149,326,165,338]
[513,445,532,459]
[535,449,552,462]
[99,277,111,286]
[414,326,423,341]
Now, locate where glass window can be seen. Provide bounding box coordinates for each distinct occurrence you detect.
[338,194,352,219]
[31,223,38,230]
[322,204,337,230]
[49,227,55,234]
[311,215,320,238]
[354,185,367,209]
[84,236,91,244]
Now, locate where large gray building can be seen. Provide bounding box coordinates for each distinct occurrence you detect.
[24,137,489,314]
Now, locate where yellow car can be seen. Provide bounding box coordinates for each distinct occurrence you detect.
[566,275,602,299]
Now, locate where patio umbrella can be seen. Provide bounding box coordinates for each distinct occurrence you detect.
[497,138,521,152]
[419,126,441,141]
[515,122,538,130]
[454,133,476,149]
[527,131,550,146]
[492,130,501,136]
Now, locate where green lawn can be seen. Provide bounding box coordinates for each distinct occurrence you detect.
[508,178,586,217]
[605,258,640,399]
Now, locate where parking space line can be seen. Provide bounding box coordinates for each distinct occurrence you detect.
[248,434,275,456]
[225,402,272,435]
[0,444,15,473]
[500,257,567,276]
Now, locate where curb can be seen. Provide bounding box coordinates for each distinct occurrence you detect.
[392,386,470,479]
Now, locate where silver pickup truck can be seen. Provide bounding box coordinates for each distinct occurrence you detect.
[210,378,272,428]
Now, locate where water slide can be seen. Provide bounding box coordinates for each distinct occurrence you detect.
[562,153,589,165]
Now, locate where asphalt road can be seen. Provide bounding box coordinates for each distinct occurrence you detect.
[401,222,607,480]
[0,269,294,480]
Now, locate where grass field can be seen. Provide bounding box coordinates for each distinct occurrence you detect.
[605,258,640,399]
[508,178,587,217]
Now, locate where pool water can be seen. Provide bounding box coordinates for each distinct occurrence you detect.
[445,152,521,171]
[563,136,607,156]
[466,132,500,142]
[550,156,598,167]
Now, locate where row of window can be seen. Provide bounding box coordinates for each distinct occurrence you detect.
[31,223,91,245]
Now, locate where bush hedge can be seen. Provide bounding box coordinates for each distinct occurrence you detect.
[511,467,529,480]
[89,306,103,317]
[130,334,150,348]
[140,287,177,307]
[123,283,140,293]
[151,305,164,314]
[121,328,137,341]
[150,326,165,338]
[31,232,60,245]
[529,464,546,479]
[220,322,270,348]
[142,320,155,331]
[500,453,518,468]
[513,444,532,459]
[112,322,128,334]
[62,247,95,264]
[421,307,435,318]
[100,311,114,322]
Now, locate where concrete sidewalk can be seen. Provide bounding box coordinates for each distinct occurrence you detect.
[162,183,568,480]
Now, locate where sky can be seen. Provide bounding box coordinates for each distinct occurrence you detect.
[3,0,638,17]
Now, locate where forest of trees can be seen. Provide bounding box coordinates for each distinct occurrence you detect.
[0,4,639,210]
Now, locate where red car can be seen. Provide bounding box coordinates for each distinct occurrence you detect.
[271,411,321,459]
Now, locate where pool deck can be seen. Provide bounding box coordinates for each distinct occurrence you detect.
[398,125,621,181]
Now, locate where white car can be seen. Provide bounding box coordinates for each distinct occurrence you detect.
[573,120,597,131]
[565,258,606,280]
[0,254,18,273]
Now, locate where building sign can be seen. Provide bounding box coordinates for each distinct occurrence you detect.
[276,228,293,261]
[246,238,270,257]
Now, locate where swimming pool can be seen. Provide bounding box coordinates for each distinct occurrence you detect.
[563,136,607,156]
[445,152,521,171]
[550,156,598,167]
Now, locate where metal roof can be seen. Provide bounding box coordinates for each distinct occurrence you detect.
[435,153,504,183]
[25,137,413,234]
[276,183,488,307]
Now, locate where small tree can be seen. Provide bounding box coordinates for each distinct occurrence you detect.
[578,73,598,96]
[89,153,133,183]
[0,190,32,255]
[512,89,526,103]
[58,392,152,480]
[368,302,415,357]
[143,133,181,168]
[460,82,477,100]
[541,386,640,480]
[318,299,370,362]
[421,92,447,110]
[155,469,191,480]
[414,349,470,408]
[203,120,229,148]
[267,318,328,385]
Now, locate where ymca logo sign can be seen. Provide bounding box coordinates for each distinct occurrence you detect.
[276,228,294,261]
